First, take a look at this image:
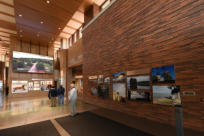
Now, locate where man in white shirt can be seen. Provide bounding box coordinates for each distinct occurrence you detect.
[68,81,77,116]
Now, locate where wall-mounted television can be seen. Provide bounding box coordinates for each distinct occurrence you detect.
[13,51,53,74]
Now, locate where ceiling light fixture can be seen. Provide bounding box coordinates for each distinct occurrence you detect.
[18,14,22,17]
[58,27,61,30]
[46,0,50,4]
[19,30,23,33]
[20,35,23,37]
[40,21,44,24]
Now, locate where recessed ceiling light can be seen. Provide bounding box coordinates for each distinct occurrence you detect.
[58,27,61,30]
[46,0,50,4]
[40,21,44,24]
[19,30,23,33]
[18,14,22,17]
[20,35,23,37]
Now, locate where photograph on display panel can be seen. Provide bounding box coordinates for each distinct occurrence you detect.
[12,81,28,93]
[28,82,34,90]
[128,91,151,102]
[104,77,110,83]
[127,76,150,90]
[112,72,126,82]
[113,83,126,102]
[153,86,181,106]
[98,85,109,99]
[152,65,175,83]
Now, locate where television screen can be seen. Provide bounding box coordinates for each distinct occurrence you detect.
[13,51,53,73]
[153,86,181,106]
[127,76,150,90]
[152,65,175,83]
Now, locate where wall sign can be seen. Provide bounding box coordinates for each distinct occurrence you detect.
[88,75,98,80]
[127,68,150,76]
[183,91,196,96]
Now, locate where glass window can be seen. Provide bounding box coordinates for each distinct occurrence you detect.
[101,0,111,10]
[74,33,77,43]
[70,37,72,47]
[79,27,82,38]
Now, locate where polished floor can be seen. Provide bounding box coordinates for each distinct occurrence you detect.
[0,93,97,130]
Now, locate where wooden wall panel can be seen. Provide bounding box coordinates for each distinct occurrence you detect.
[8,37,54,98]
[82,0,204,133]
[58,49,68,89]
[0,62,5,80]
[68,38,83,67]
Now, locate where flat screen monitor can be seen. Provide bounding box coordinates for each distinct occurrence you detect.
[12,51,53,74]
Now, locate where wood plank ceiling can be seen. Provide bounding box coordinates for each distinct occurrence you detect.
[0,0,16,58]
[0,0,105,58]
[14,0,87,45]
[55,0,106,50]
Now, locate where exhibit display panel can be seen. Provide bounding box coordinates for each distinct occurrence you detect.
[33,80,52,91]
[152,65,175,83]
[128,91,151,102]
[13,51,53,74]
[113,83,126,102]
[153,86,181,106]
[112,72,126,82]
[28,82,34,90]
[12,81,28,93]
[127,76,150,90]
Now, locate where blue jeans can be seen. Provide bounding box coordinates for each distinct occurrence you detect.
[58,95,64,105]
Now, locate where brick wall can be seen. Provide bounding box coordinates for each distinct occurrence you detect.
[83,0,204,132]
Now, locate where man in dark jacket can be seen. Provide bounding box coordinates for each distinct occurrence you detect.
[48,85,57,107]
[57,85,65,105]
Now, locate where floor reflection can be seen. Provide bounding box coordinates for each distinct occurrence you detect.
[0,97,97,130]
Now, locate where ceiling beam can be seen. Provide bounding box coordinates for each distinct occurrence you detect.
[66,25,77,30]
[0,1,14,8]
[0,30,16,36]
[62,31,72,35]
[0,20,16,30]
[0,34,10,38]
[71,18,83,24]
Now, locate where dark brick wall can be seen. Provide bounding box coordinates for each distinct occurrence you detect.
[82,0,204,132]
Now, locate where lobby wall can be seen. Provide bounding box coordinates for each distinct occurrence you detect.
[8,37,54,98]
[82,0,204,132]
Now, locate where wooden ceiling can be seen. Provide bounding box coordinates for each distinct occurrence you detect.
[0,0,16,56]
[14,0,89,45]
[0,0,106,57]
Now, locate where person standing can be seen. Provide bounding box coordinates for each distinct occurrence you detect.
[48,85,57,107]
[68,81,77,116]
[57,85,65,105]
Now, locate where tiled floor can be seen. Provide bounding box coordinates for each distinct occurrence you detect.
[0,93,98,130]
